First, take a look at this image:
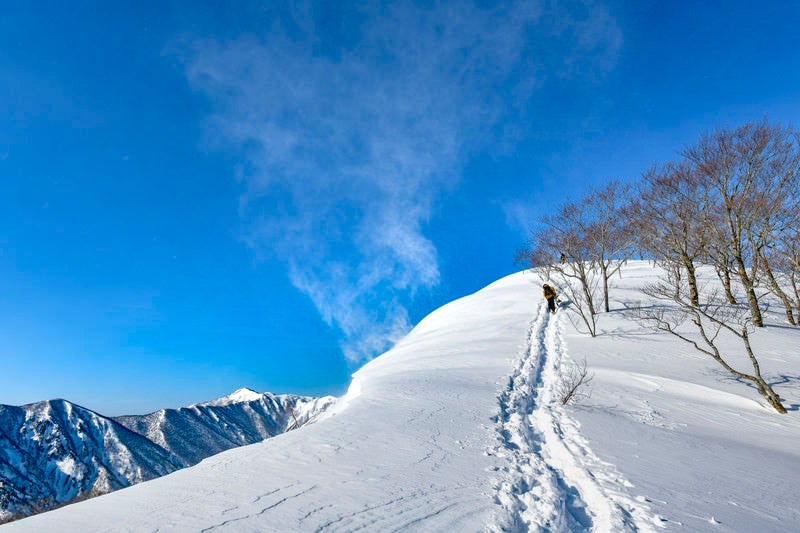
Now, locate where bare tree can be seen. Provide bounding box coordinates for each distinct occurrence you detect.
[519,182,634,335]
[632,263,787,414]
[583,180,635,312]
[776,231,800,316]
[769,216,800,320]
[760,247,799,325]
[685,120,800,327]
[707,244,739,304]
[520,200,601,336]
[633,161,711,307]
[758,135,800,324]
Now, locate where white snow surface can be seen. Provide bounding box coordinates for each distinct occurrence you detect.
[5,262,800,532]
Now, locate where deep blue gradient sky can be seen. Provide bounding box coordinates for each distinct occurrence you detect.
[3,1,800,415]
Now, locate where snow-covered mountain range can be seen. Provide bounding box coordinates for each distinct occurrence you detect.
[3,262,800,532]
[115,389,334,467]
[0,390,334,522]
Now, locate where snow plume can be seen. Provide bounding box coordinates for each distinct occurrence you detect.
[181,1,621,362]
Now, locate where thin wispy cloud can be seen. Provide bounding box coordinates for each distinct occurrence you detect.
[181,0,621,362]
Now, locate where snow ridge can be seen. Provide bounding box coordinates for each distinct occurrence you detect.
[491,303,660,532]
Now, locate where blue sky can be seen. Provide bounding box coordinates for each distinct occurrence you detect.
[2,1,800,415]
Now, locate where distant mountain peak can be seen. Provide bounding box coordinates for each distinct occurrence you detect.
[188,388,264,409]
[229,387,263,402]
[211,387,265,406]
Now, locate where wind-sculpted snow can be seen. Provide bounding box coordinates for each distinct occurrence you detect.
[2,274,541,531]
[4,262,800,531]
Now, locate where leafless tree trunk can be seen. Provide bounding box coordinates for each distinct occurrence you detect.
[775,233,800,323]
[583,180,634,312]
[685,120,800,327]
[631,161,711,308]
[712,256,738,304]
[632,263,787,414]
[760,250,798,325]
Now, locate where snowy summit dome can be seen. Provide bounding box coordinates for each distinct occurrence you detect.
[204,388,264,407]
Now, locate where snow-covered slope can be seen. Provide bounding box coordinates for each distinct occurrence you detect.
[4,262,800,532]
[564,264,800,531]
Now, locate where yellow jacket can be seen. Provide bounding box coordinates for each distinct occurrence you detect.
[543,285,556,299]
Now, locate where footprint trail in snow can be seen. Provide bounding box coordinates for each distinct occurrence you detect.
[490,304,662,532]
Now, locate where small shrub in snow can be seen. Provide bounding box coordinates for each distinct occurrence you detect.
[557,359,594,406]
